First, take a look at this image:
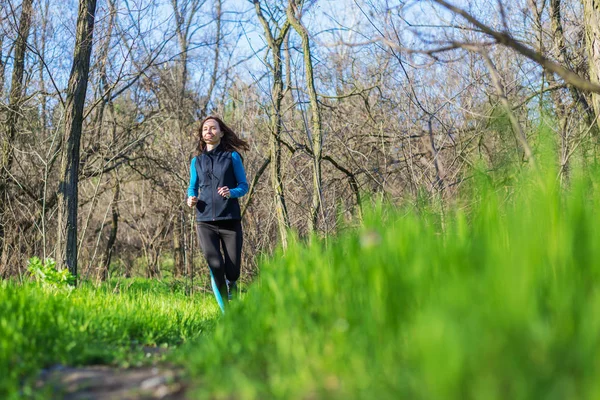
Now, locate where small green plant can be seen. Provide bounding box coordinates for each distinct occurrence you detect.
[27,256,75,286]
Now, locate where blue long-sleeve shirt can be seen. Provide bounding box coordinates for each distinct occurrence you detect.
[187,151,248,198]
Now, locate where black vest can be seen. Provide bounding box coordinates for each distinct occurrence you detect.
[194,146,241,222]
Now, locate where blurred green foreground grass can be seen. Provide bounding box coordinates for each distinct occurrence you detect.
[182,165,600,399]
[4,154,600,400]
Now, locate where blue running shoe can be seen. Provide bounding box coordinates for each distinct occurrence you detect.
[227,280,238,301]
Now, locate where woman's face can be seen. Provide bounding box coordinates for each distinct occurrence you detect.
[202,119,223,145]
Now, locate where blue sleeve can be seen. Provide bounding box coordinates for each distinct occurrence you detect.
[229,152,248,198]
[187,158,199,197]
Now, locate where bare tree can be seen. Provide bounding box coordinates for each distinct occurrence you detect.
[254,0,291,248]
[478,48,534,164]
[550,0,594,127]
[97,172,120,281]
[583,0,600,118]
[56,0,98,279]
[199,0,222,117]
[5,0,600,283]
[0,0,34,270]
[287,0,323,233]
[429,0,600,94]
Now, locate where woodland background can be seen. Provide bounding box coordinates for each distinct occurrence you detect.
[2,0,600,282]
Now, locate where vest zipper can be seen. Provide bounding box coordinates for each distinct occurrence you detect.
[211,154,216,221]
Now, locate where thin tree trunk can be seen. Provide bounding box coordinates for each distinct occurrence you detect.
[98,174,119,282]
[479,49,535,165]
[545,0,571,182]
[551,0,595,128]
[145,247,161,278]
[200,0,222,117]
[39,0,50,139]
[583,0,600,121]
[171,0,202,121]
[170,0,203,273]
[287,0,323,233]
[92,0,116,139]
[0,0,34,269]
[270,50,291,248]
[174,3,188,125]
[174,206,184,277]
[56,0,98,281]
[284,29,292,94]
[427,118,444,190]
[545,75,570,184]
[0,33,5,92]
[254,0,291,248]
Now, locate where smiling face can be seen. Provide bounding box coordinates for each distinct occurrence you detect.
[202,118,223,146]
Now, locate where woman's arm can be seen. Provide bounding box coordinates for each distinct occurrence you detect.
[229,152,248,198]
[187,157,199,198]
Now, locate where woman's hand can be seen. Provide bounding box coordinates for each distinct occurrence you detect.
[217,186,231,198]
[187,196,198,207]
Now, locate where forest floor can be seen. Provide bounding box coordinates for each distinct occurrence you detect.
[1,279,218,399]
[36,347,185,399]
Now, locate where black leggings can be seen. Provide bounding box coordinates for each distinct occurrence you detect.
[195,219,243,294]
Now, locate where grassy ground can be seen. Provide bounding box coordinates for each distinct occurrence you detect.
[0,278,220,398]
[5,139,600,399]
[180,163,600,399]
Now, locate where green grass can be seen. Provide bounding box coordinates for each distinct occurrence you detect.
[0,278,219,398]
[5,132,600,399]
[182,163,600,399]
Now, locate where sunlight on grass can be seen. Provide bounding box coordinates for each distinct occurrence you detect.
[184,155,600,399]
[0,279,219,398]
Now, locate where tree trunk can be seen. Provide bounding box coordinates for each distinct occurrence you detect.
[56,0,98,281]
[551,0,595,129]
[145,247,161,278]
[200,0,222,117]
[39,0,50,140]
[254,0,291,248]
[91,1,117,284]
[172,0,189,125]
[480,50,535,165]
[171,0,202,120]
[174,206,184,277]
[98,175,119,282]
[270,44,291,248]
[0,33,5,92]
[0,0,34,269]
[91,0,115,139]
[545,0,571,183]
[583,0,600,119]
[287,0,323,233]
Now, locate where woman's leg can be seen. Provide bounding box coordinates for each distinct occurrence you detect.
[219,219,243,290]
[196,222,227,299]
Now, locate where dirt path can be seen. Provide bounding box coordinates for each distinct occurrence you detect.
[36,348,187,399]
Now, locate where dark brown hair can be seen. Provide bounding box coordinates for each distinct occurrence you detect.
[197,116,249,154]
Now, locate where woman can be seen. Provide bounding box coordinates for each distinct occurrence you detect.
[187,116,249,304]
